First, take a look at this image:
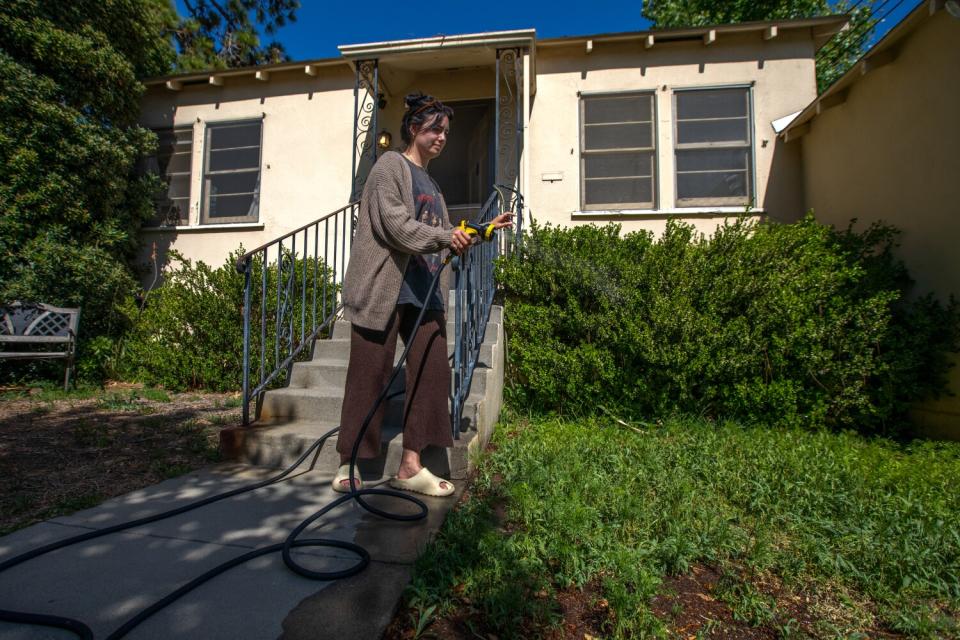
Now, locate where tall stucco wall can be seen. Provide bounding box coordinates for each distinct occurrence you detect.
[527,30,817,237]
[798,10,960,437]
[139,65,355,270]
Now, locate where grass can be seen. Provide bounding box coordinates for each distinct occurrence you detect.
[0,382,172,407]
[401,414,960,639]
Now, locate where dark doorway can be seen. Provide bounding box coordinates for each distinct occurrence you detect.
[430,99,494,223]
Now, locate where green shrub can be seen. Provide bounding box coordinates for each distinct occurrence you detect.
[116,249,336,391]
[496,215,960,433]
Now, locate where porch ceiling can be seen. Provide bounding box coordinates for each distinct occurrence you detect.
[339,29,537,98]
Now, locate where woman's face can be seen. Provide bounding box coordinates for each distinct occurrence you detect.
[410,114,449,161]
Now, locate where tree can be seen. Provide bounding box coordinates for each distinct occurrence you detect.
[0,0,178,379]
[175,0,300,71]
[641,0,877,92]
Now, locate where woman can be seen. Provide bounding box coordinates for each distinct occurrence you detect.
[335,92,512,497]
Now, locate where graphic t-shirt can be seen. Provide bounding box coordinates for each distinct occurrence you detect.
[397,156,445,310]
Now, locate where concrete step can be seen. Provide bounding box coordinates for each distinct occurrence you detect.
[330,309,503,340]
[222,418,481,480]
[260,385,486,430]
[225,304,505,478]
[289,358,492,394]
[311,337,496,366]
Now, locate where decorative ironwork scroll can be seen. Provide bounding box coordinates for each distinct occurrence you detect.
[351,59,380,201]
[495,48,523,191]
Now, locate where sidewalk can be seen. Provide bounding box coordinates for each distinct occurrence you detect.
[0,461,461,639]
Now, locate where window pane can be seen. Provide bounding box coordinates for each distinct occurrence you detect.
[585,122,652,150]
[585,151,653,178]
[585,177,652,206]
[160,151,191,175]
[677,118,748,145]
[676,148,749,172]
[584,95,652,124]
[208,146,260,172]
[207,171,258,197]
[676,88,747,120]
[152,198,188,226]
[209,122,261,150]
[677,170,748,199]
[208,193,257,219]
[166,174,190,199]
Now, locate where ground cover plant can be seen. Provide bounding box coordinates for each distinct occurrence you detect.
[497,216,960,435]
[388,414,960,639]
[0,383,239,535]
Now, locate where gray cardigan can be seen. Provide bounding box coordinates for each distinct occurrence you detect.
[342,151,453,331]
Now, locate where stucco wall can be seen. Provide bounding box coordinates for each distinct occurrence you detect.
[528,30,817,236]
[139,65,355,270]
[138,27,826,272]
[797,10,960,437]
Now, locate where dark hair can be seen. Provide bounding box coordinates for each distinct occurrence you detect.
[400,92,454,147]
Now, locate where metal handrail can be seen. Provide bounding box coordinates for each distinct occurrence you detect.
[236,186,523,436]
[450,185,524,438]
[236,202,358,425]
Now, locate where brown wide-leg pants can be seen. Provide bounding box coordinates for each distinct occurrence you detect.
[337,304,453,461]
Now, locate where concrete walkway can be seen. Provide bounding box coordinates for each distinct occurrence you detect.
[0,461,461,639]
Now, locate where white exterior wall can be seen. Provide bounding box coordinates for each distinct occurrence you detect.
[139,65,355,270]
[527,30,817,236]
[138,28,824,269]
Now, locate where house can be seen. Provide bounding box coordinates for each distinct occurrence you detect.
[781,0,960,438]
[138,15,848,269]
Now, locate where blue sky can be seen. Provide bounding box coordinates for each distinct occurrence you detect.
[174,0,921,62]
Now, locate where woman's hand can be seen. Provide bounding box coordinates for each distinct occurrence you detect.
[450,228,472,255]
[491,211,515,230]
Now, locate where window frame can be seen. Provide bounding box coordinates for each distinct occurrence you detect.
[672,84,756,208]
[200,117,264,225]
[150,126,194,227]
[579,90,659,212]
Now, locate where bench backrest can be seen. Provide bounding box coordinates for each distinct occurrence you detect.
[0,302,81,344]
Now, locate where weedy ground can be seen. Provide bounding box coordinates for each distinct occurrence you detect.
[386,413,960,639]
[0,382,241,535]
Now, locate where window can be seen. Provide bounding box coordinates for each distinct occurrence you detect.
[674,87,753,206]
[201,120,262,224]
[149,127,192,226]
[580,92,656,210]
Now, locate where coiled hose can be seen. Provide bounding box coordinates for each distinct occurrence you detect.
[0,257,457,639]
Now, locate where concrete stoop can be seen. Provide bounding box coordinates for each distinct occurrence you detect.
[221,305,504,481]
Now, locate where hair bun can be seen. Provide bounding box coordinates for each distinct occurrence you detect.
[404,92,427,110]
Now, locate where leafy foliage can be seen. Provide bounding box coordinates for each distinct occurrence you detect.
[0,0,178,380]
[404,414,960,638]
[175,0,299,71]
[116,249,336,392]
[496,216,960,434]
[641,0,877,93]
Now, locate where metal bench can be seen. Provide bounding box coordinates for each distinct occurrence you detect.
[0,302,81,390]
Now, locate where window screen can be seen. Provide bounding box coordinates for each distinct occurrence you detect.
[674,88,753,206]
[202,120,262,224]
[149,128,192,226]
[581,93,656,210]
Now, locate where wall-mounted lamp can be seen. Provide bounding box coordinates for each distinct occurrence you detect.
[376,130,392,150]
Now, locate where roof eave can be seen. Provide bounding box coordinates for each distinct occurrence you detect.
[781,1,938,140]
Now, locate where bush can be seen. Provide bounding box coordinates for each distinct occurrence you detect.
[496,215,960,434]
[116,249,336,391]
[0,1,177,384]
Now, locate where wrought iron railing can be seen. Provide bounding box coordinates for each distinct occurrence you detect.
[450,185,524,438]
[236,202,357,425]
[237,188,523,437]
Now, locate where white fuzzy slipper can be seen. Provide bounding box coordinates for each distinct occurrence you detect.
[388,467,455,497]
[332,464,362,493]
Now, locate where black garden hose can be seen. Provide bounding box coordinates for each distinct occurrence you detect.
[0,257,455,639]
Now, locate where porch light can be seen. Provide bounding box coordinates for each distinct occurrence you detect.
[377,130,392,150]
